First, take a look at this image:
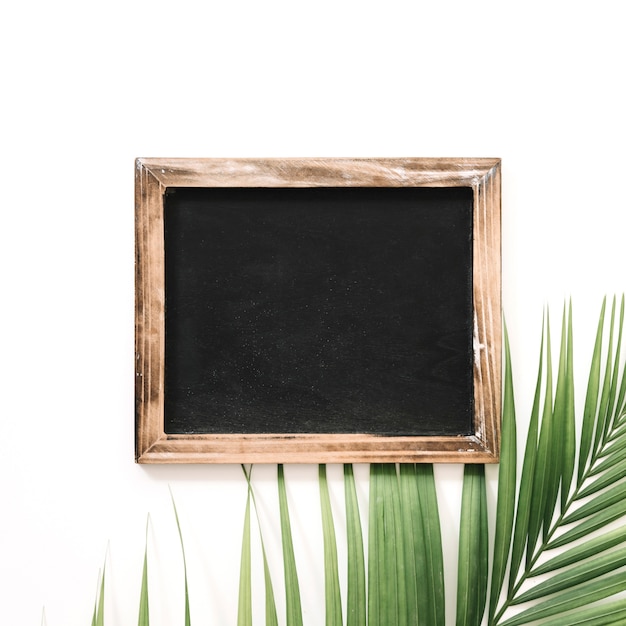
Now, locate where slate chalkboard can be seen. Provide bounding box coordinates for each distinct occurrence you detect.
[135,158,501,463]
[164,187,474,436]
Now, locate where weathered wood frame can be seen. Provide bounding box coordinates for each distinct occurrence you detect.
[135,157,501,463]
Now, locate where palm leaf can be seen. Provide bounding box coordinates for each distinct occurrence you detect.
[546,499,626,549]
[577,298,607,483]
[237,485,252,626]
[512,546,626,604]
[370,463,446,626]
[91,565,105,626]
[535,311,558,546]
[397,464,420,625]
[491,297,626,625]
[533,598,626,626]
[563,481,626,523]
[138,518,150,626]
[558,300,576,512]
[498,571,626,626]
[591,299,617,459]
[319,464,342,626]
[241,465,279,626]
[603,297,624,438]
[170,489,191,626]
[414,464,445,626]
[489,319,517,621]
[532,524,626,576]
[368,463,405,626]
[456,464,488,626]
[525,311,554,564]
[588,439,626,475]
[277,464,303,626]
[344,464,366,626]
[507,320,544,594]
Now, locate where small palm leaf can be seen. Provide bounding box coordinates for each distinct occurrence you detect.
[456,464,488,626]
[578,298,607,483]
[138,518,150,626]
[278,464,303,626]
[507,319,544,595]
[319,464,342,626]
[237,484,253,626]
[91,565,105,626]
[368,463,400,626]
[413,464,445,626]
[489,319,517,621]
[241,465,279,626]
[529,310,555,551]
[397,464,421,626]
[344,464,366,626]
[170,489,191,626]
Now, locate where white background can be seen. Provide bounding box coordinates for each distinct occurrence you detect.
[1,1,624,624]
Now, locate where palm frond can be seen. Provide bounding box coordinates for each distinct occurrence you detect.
[368,463,443,626]
[241,465,279,626]
[278,464,303,626]
[319,464,343,626]
[456,464,488,626]
[344,464,366,626]
[490,296,626,625]
[368,463,400,626]
[489,319,517,621]
[413,464,445,626]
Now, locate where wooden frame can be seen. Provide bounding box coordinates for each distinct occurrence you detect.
[135,157,501,463]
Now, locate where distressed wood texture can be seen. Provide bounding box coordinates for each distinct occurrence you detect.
[135,157,501,463]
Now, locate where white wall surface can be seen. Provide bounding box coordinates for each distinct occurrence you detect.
[1,1,624,624]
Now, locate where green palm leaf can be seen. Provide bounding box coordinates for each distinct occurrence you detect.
[592,299,617,459]
[397,464,420,625]
[237,485,252,626]
[498,571,626,626]
[170,489,191,626]
[367,462,445,626]
[546,499,626,550]
[563,480,626,523]
[456,464,488,626]
[344,464,366,626]
[138,518,150,626]
[532,524,626,576]
[588,439,626,475]
[489,319,517,621]
[525,311,554,563]
[557,300,576,512]
[507,320,544,594]
[414,464,445,626]
[241,465,279,626]
[533,598,626,626]
[535,312,558,546]
[319,464,342,626]
[512,546,626,604]
[278,464,303,626]
[578,298,607,483]
[491,297,626,625]
[91,565,105,626]
[368,464,399,626]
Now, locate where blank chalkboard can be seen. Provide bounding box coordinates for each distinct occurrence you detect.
[135,158,501,463]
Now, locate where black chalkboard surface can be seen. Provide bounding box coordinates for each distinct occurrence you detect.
[164,187,474,437]
[135,158,501,463]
